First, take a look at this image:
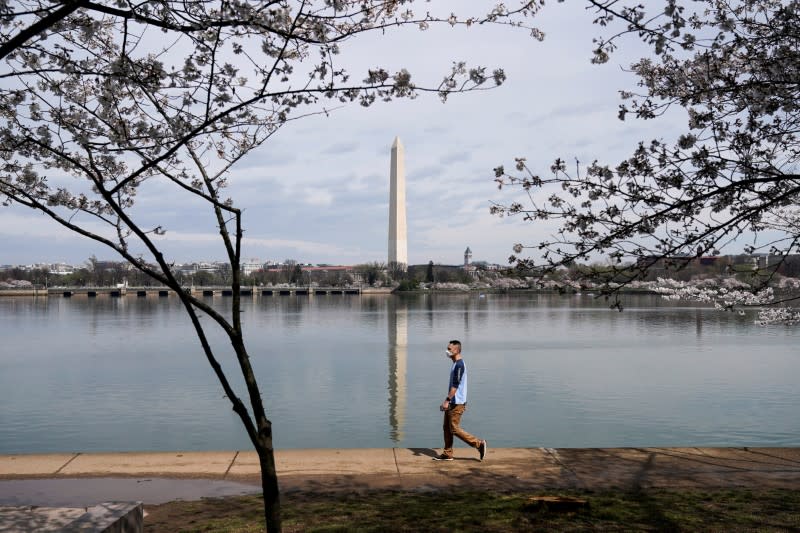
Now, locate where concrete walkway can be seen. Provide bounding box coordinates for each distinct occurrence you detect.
[2,447,799,493]
[1,448,799,531]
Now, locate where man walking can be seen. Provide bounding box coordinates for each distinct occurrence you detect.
[434,340,487,461]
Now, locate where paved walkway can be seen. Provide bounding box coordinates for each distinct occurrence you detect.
[2,447,799,494]
[1,448,799,531]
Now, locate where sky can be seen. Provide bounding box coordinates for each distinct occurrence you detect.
[0,2,688,268]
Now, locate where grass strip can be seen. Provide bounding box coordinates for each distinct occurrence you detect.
[144,488,800,532]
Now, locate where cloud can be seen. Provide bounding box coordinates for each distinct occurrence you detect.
[439,150,473,166]
[0,3,692,266]
[523,101,615,128]
[0,210,120,243]
[345,171,381,193]
[302,187,334,207]
[236,149,298,170]
[409,164,444,182]
[320,141,359,155]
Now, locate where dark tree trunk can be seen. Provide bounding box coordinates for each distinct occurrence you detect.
[258,439,281,532]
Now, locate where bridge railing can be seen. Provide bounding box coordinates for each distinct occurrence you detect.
[50,286,363,297]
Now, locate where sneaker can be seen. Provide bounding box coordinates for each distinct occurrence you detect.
[478,440,487,461]
[432,453,454,461]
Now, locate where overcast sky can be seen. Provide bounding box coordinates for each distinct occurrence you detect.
[1,2,689,267]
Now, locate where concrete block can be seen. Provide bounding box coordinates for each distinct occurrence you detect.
[0,505,84,532]
[66,502,142,532]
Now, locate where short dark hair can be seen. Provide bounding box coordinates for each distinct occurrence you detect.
[449,340,461,349]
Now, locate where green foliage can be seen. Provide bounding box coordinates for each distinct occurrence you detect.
[355,262,386,287]
[145,488,800,532]
[396,279,419,291]
[289,265,303,285]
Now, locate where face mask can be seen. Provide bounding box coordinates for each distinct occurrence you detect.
[446,349,453,357]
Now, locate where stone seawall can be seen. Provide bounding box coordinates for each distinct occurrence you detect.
[0,289,47,297]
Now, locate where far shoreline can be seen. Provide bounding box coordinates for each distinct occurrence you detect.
[0,286,661,297]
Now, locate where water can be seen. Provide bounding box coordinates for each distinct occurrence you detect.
[0,292,797,453]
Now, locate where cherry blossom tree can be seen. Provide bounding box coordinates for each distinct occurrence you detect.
[0,1,545,530]
[493,0,800,322]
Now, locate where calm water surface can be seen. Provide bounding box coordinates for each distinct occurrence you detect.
[0,292,797,453]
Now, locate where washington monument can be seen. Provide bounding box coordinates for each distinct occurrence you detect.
[388,137,408,269]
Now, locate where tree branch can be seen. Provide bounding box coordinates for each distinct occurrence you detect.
[0,0,86,60]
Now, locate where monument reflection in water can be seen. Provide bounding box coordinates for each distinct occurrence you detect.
[387,297,407,442]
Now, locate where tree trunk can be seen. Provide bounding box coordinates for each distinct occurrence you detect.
[258,440,281,532]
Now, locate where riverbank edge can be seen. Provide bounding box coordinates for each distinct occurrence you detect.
[2,447,799,491]
[0,287,658,297]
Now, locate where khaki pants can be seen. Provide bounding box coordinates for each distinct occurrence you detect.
[443,404,481,457]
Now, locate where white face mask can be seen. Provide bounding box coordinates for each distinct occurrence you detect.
[446,349,453,357]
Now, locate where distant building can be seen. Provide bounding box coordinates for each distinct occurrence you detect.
[300,265,362,283]
[175,261,231,275]
[299,265,353,273]
[471,261,504,271]
[462,247,478,278]
[241,259,264,276]
[94,260,121,271]
[175,263,198,275]
[48,263,74,275]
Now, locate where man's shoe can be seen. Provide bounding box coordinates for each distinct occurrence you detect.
[479,440,487,461]
[432,453,454,461]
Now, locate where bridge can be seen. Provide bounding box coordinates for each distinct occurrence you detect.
[51,286,364,298]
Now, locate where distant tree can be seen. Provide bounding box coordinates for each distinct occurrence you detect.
[1,1,544,529]
[782,256,800,279]
[493,0,800,321]
[396,278,419,291]
[455,268,474,285]
[387,261,407,282]
[356,261,386,287]
[317,270,349,287]
[323,271,340,286]
[279,260,298,285]
[434,265,469,283]
[289,265,303,285]
[8,267,26,281]
[425,261,435,283]
[29,267,48,287]
[248,268,283,286]
[265,270,283,286]
[108,263,131,286]
[85,256,98,275]
[59,267,92,287]
[192,270,221,287]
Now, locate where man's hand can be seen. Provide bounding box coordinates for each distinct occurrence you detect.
[440,399,450,411]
